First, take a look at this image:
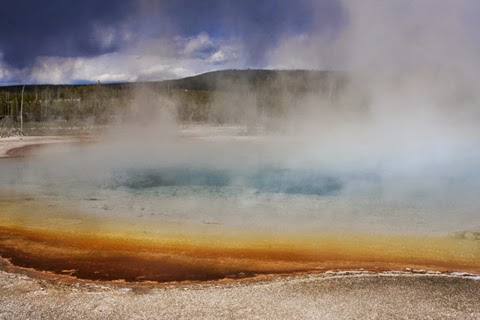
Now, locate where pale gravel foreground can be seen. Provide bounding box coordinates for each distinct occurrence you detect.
[0,270,479,320]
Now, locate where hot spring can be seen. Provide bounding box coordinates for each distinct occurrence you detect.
[0,130,479,282]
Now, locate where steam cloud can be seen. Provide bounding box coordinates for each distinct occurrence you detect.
[1,1,480,236]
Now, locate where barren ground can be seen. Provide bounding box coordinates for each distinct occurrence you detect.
[0,269,479,320]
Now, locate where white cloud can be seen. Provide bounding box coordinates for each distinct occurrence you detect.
[207,44,239,64]
[180,32,214,56]
[208,50,226,63]
[97,73,133,83]
[28,47,244,84]
[1,33,247,85]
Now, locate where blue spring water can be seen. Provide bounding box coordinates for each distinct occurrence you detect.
[108,167,343,196]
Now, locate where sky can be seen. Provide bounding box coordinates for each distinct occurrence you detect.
[1,1,480,85]
[0,0,343,85]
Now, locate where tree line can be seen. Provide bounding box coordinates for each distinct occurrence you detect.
[0,70,348,131]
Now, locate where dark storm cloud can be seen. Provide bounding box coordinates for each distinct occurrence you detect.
[141,0,344,66]
[0,0,136,68]
[0,0,344,70]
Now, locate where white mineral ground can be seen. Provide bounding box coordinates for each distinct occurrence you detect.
[1,132,480,319]
[0,136,81,158]
[0,268,479,319]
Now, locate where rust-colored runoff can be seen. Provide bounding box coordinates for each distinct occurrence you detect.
[0,221,479,283]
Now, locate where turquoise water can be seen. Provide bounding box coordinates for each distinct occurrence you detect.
[108,166,343,196]
[1,138,480,236]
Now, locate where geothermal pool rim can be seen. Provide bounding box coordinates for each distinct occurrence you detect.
[1,136,479,284]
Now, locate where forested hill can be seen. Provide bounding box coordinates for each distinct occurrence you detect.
[0,69,347,93]
[159,69,346,91]
[0,69,348,133]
